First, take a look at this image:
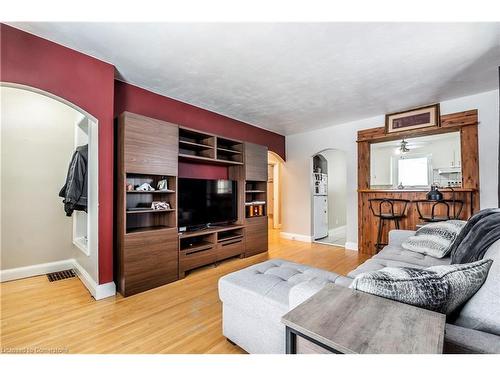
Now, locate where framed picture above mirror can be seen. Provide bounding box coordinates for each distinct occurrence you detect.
[385,103,440,134]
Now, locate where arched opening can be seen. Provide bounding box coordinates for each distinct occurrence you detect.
[311,149,347,246]
[267,151,284,237]
[0,83,99,295]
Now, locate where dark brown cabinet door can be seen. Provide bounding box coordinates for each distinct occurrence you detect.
[123,228,178,296]
[122,112,178,175]
[245,142,268,181]
[245,216,268,256]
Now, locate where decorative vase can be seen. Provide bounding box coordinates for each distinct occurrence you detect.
[427,185,443,201]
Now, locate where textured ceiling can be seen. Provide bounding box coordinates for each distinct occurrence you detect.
[8,23,500,135]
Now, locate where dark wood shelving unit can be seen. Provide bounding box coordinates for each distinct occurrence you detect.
[217,137,244,164]
[178,127,244,166]
[125,173,177,233]
[117,112,269,296]
[242,142,269,257]
[179,128,215,159]
[116,112,180,297]
[245,180,267,218]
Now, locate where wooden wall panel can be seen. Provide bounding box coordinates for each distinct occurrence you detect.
[358,190,475,255]
[357,110,478,142]
[245,142,268,181]
[461,125,480,188]
[122,112,179,175]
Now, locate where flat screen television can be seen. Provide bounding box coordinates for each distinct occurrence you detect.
[178,178,237,230]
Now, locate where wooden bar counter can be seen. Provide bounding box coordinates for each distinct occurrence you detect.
[357,109,480,256]
[358,188,476,255]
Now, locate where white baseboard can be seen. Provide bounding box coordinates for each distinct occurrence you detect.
[0,259,116,300]
[72,260,116,300]
[328,225,346,237]
[0,259,75,282]
[345,242,359,251]
[280,232,312,243]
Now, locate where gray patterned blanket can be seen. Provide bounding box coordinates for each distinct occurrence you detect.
[450,208,500,264]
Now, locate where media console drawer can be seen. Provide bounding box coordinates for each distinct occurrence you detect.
[217,239,244,261]
[179,247,217,274]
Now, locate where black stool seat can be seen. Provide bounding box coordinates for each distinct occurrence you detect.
[380,213,406,219]
[369,198,410,253]
[414,199,464,223]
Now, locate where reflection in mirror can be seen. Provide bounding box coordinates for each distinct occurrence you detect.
[370,132,461,189]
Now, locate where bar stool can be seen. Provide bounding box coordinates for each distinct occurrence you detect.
[414,199,464,223]
[369,198,410,253]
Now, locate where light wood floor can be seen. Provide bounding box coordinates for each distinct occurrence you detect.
[0,230,369,354]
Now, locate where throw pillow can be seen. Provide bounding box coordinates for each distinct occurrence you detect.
[350,259,492,314]
[402,220,466,258]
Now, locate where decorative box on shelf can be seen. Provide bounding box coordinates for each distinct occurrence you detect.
[246,202,265,217]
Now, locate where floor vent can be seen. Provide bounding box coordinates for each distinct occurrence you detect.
[47,269,76,282]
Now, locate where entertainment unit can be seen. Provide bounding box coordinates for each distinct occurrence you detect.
[178,224,245,278]
[116,112,269,296]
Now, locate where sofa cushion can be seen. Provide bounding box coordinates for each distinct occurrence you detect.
[218,259,339,320]
[453,239,500,335]
[347,258,428,278]
[402,220,466,258]
[444,323,500,354]
[350,259,492,314]
[375,245,451,268]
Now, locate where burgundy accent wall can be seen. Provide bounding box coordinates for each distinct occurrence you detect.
[1,24,115,284]
[178,162,228,180]
[114,80,286,160]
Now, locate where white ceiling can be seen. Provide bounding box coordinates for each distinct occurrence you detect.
[8,23,500,135]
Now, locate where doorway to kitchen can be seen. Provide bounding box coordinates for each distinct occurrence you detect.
[311,149,347,247]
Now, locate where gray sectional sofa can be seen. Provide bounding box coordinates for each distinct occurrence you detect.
[218,230,500,354]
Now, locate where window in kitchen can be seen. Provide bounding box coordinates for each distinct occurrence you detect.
[397,156,429,187]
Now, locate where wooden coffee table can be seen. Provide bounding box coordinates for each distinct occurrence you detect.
[281,284,445,354]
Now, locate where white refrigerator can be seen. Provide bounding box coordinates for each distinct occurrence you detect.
[313,173,328,240]
[313,196,328,240]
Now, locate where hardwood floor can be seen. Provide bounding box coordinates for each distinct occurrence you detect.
[0,229,369,354]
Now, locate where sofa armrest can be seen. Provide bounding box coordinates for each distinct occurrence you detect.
[388,230,416,247]
[444,324,500,354]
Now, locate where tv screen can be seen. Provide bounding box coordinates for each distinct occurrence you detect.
[178,178,237,229]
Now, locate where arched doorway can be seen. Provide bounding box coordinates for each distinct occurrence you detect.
[0,83,100,296]
[268,151,284,235]
[311,149,347,247]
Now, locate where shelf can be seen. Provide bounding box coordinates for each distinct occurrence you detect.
[126,209,176,214]
[180,240,214,254]
[245,190,266,193]
[179,224,245,238]
[127,190,175,194]
[179,140,215,150]
[245,202,266,206]
[218,234,243,243]
[179,153,244,165]
[126,225,173,234]
[217,147,242,154]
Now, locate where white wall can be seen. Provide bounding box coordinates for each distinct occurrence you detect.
[283,89,499,248]
[1,87,85,269]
